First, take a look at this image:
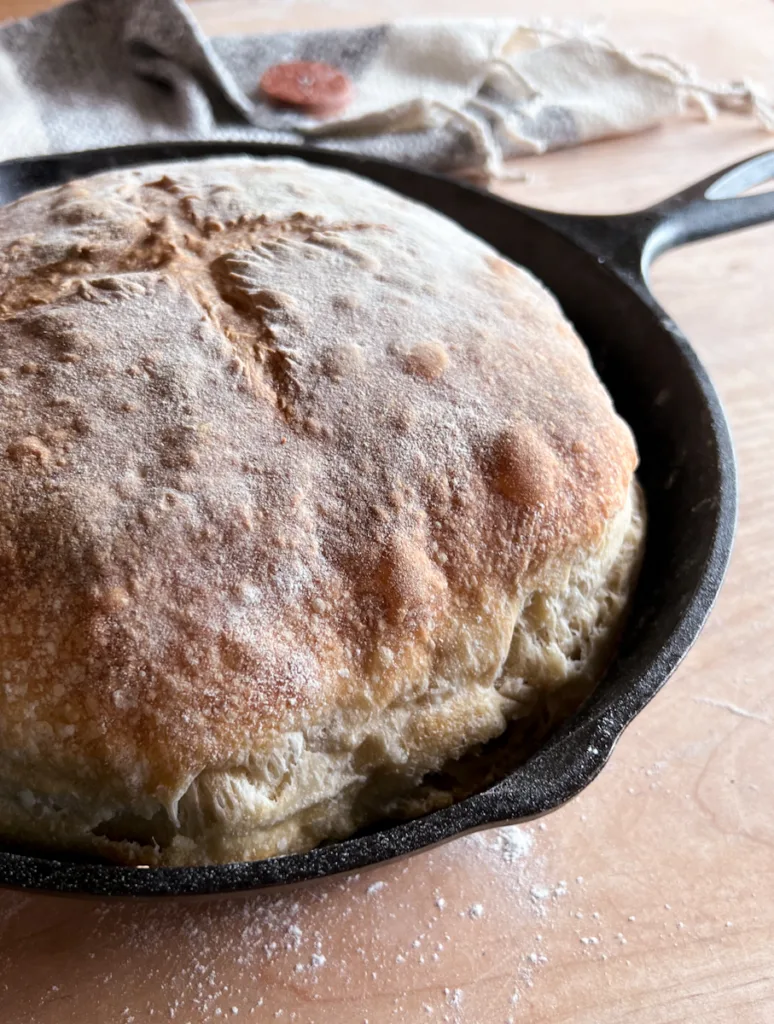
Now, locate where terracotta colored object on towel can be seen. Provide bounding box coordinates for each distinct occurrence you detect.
[259,60,353,117]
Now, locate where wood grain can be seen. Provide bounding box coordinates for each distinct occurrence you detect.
[1,1,773,1022]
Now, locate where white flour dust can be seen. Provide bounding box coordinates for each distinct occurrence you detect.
[0,821,597,1022]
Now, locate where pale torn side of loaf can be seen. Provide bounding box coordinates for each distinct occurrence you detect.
[0,157,644,865]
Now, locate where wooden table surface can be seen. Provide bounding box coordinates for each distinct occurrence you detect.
[1,1,773,1022]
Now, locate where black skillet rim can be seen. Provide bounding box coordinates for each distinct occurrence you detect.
[0,142,737,896]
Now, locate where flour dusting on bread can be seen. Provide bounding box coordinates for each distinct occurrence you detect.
[0,158,644,864]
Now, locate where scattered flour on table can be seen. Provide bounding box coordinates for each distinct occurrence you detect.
[0,821,623,1021]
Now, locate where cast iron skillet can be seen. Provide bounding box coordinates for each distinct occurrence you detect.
[0,142,772,897]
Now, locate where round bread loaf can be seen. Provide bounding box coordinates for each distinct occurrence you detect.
[0,157,644,865]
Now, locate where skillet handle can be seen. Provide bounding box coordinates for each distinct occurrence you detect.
[639,149,774,268]
[532,150,774,284]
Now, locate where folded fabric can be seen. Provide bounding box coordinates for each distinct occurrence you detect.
[0,0,771,174]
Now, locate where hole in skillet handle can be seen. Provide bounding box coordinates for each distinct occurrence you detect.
[0,144,763,897]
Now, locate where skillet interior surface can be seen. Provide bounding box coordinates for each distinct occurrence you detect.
[0,143,737,896]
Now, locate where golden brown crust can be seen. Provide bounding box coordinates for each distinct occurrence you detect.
[0,158,640,863]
